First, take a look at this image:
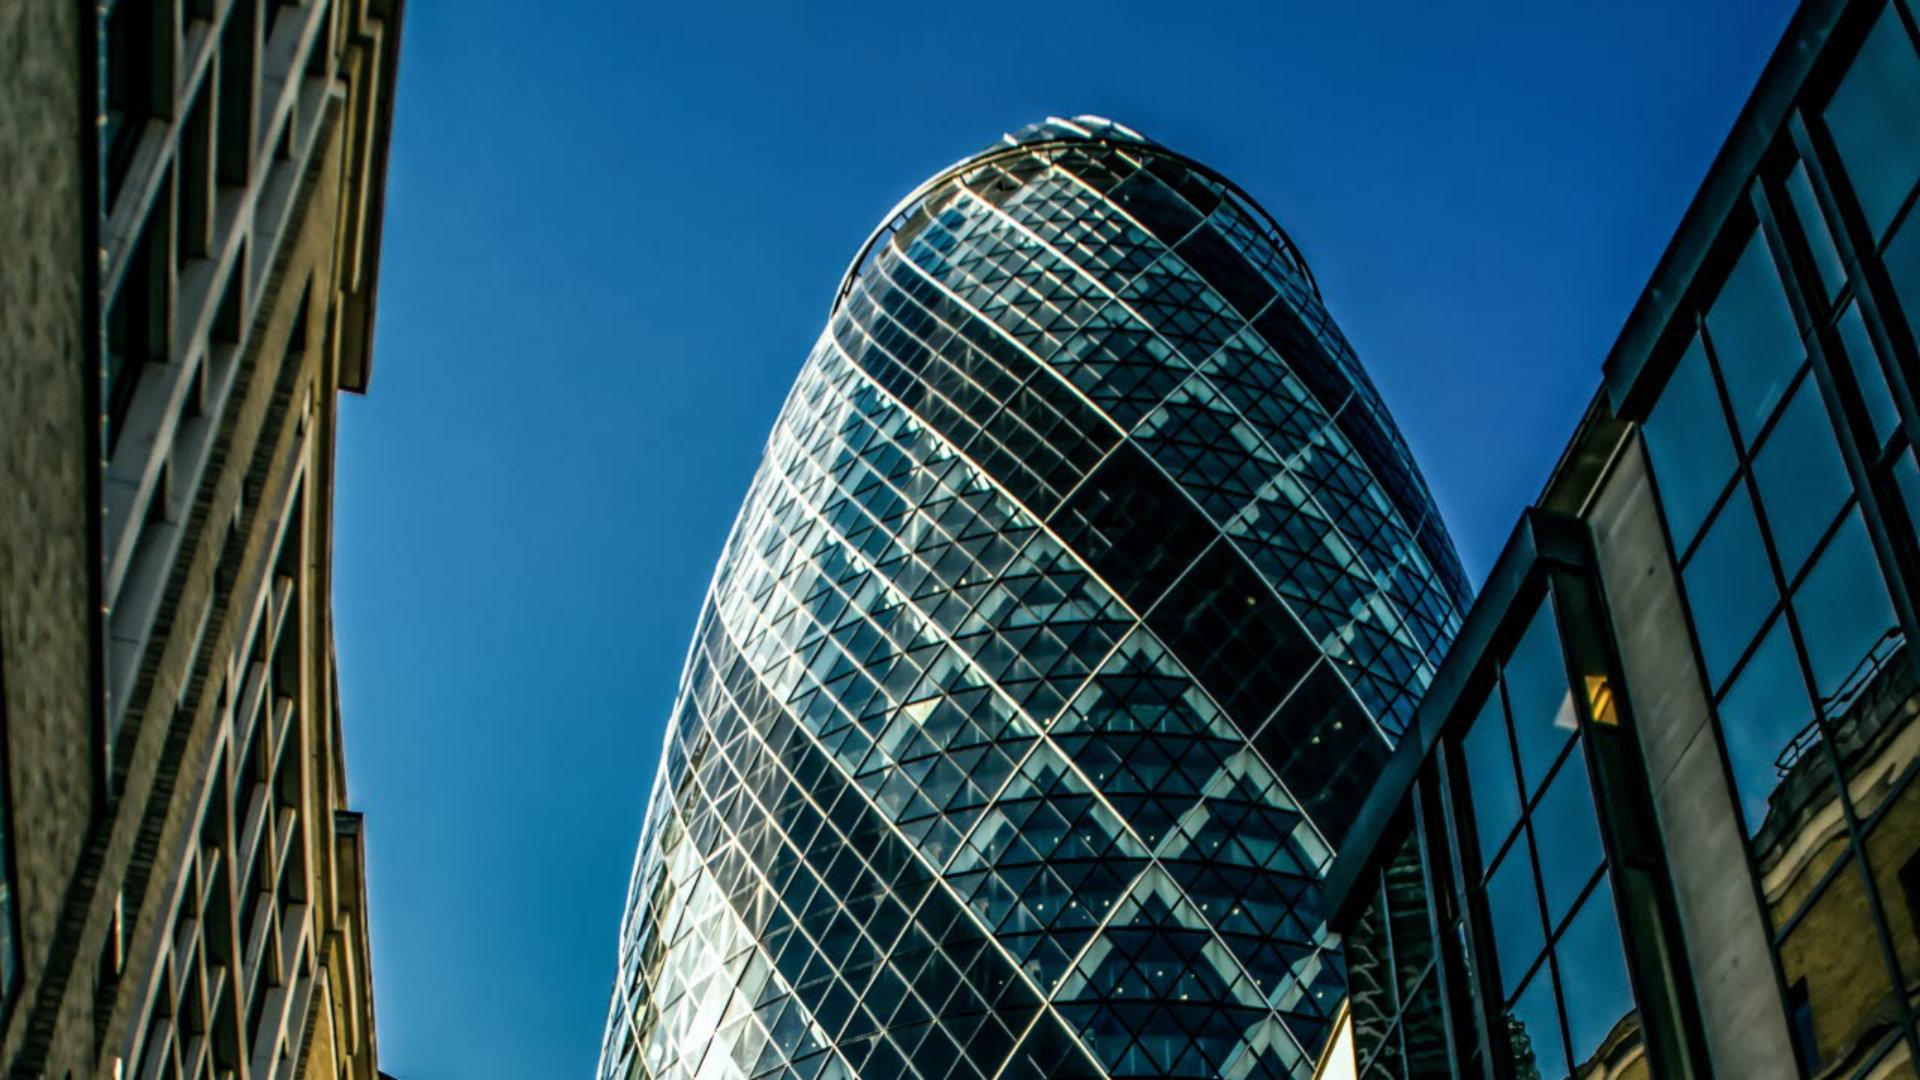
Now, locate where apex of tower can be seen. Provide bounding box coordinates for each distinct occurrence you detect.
[1001,115,1154,149]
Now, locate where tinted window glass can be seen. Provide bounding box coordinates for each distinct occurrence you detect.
[1683,485,1777,690]
[1753,378,1853,578]
[1898,448,1920,537]
[1531,747,1605,927]
[1556,882,1638,1069]
[1485,841,1544,995]
[1506,967,1568,1080]
[1503,603,1578,797]
[1835,301,1901,449]
[1460,691,1523,864]
[1786,161,1846,303]
[1705,232,1805,444]
[1793,510,1899,705]
[1823,6,1920,241]
[1716,618,1812,837]
[1643,335,1737,550]
[1885,201,1920,343]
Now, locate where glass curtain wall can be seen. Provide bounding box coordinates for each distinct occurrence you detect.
[595,117,1468,1080]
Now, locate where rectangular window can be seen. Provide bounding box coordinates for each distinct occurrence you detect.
[1822,5,1920,242]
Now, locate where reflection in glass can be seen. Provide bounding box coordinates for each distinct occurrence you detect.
[1705,231,1805,444]
[1835,302,1901,449]
[1863,765,1920,987]
[1822,4,1920,241]
[1530,747,1605,928]
[1786,160,1845,302]
[1753,378,1853,578]
[1777,858,1902,1076]
[1682,485,1777,691]
[1505,968,1568,1080]
[1460,692,1523,866]
[1793,511,1898,708]
[1556,881,1638,1071]
[1503,603,1578,798]
[1485,840,1545,997]
[1717,617,1814,838]
[1643,335,1737,550]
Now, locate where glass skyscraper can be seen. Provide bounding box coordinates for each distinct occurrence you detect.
[597,116,1468,1080]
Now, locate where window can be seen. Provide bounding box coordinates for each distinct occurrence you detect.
[1682,486,1776,690]
[1823,5,1920,242]
[1502,603,1578,795]
[1459,692,1521,864]
[1506,968,1568,1080]
[1715,619,1818,839]
[1787,979,1819,1074]
[1884,203,1920,342]
[1531,755,1605,926]
[1752,378,1853,577]
[1792,511,1899,708]
[1485,840,1544,996]
[1556,884,1638,1067]
[1704,231,1805,444]
[1833,302,1901,449]
[1643,335,1737,550]
[1785,161,1846,303]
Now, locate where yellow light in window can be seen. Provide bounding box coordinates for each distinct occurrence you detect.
[1586,674,1619,727]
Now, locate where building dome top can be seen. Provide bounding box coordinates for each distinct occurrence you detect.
[1000,115,1154,149]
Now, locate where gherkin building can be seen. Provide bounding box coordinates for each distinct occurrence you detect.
[597,116,1469,1080]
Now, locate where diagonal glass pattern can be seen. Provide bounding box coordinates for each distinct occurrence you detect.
[598,116,1467,1080]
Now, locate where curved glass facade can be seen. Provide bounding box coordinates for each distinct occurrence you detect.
[597,116,1468,1080]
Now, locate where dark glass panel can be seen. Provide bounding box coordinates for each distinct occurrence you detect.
[1400,970,1452,1077]
[1554,882,1638,1075]
[1682,485,1776,691]
[1503,602,1579,798]
[1485,841,1545,997]
[1823,5,1920,241]
[1835,301,1902,450]
[1345,877,1397,1066]
[1147,540,1320,730]
[1787,160,1846,302]
[1898,448,1920,537]
[1718,618,1818,839]
[1108,170,1203,247]
[1250,662,1388,847]
[1384,833,1436,1000]
[1504,966,1568,1080]
[1792,510,1899,707]
[1051,442,1213,612]
[1885,197,1920,344]
[1643,335,1737,551]
[1459,691,1523,867]
[1705,231,1806,444]
[1530,749,1605,928]
[1175,225,1277,320]
[1753,377,1853,578]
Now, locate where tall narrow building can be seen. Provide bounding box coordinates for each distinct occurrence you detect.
[0,1,401,1078]
[597,117,1468,1080]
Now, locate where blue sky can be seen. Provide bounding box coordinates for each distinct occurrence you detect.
[333,2,1797,1075]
